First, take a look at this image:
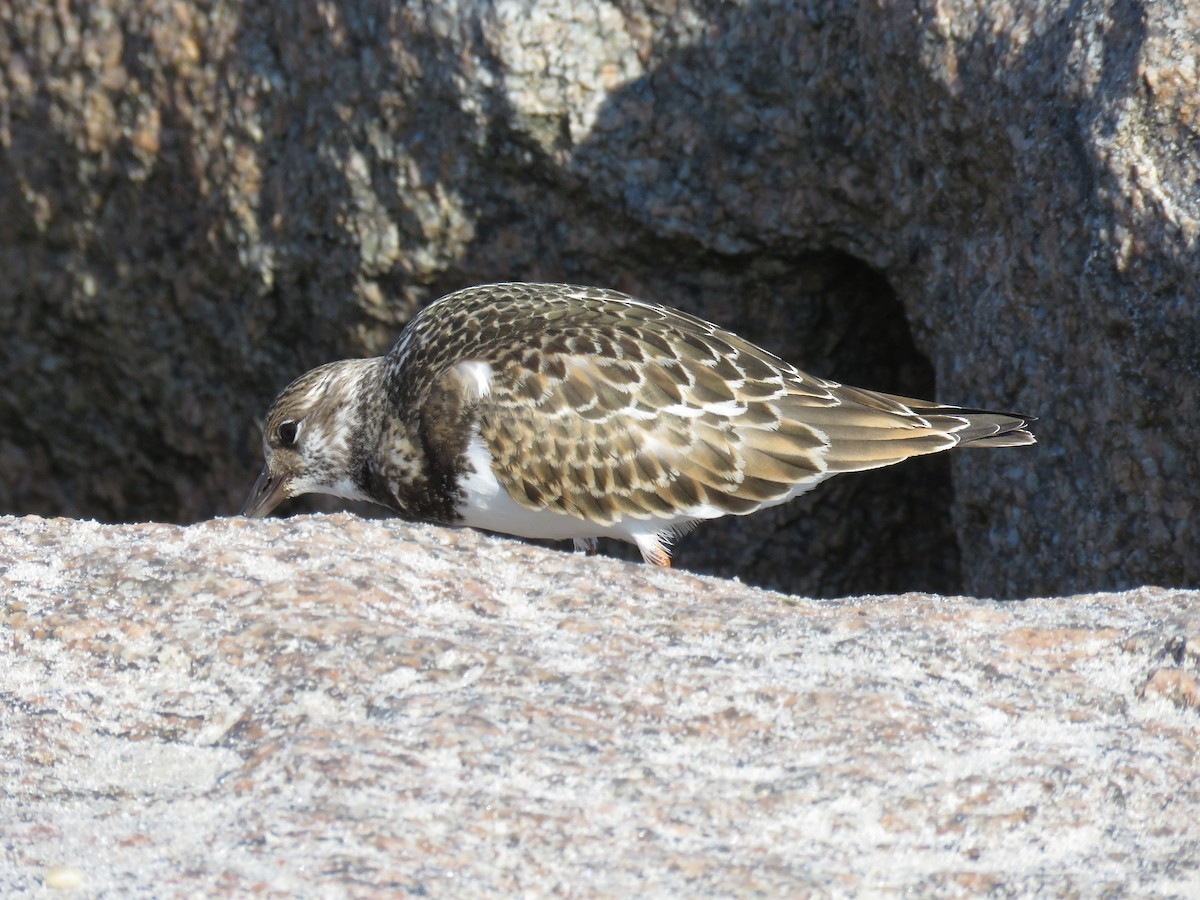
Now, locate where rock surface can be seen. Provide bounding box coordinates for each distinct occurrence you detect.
[2,515,1198,894]
[1,1,1197,598]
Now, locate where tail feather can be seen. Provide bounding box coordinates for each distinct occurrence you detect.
[778,386,1036,477]
[910,406,1038,448]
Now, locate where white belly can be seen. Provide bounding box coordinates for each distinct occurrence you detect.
[454,433,668,542]
[453,432,821,565]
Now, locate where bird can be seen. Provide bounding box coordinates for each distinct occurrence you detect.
[241,282,1035,566]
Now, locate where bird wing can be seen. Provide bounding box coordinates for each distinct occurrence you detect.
[415,285,1034,530]
[461,314,839,528]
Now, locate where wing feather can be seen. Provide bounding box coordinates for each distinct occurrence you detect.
[403,283,1033,534]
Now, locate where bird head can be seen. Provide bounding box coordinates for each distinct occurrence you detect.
[240,358,381,518]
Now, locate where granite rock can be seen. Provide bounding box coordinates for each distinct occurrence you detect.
[1,514,1198,894]
[1,1,1197,597]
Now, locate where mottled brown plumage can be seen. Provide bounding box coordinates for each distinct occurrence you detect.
[242,283,1035,566]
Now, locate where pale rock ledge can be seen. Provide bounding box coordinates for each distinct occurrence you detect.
[1,514,1197,894]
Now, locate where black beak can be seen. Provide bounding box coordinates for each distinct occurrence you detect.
[240,467,290,518]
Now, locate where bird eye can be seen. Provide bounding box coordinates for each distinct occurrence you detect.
[276,420,300,448]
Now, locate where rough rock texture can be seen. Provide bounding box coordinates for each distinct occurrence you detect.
[2,515,1199,894]
[1,1,1197,597]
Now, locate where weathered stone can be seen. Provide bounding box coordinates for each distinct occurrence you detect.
[1,515,1198,893]
[1,1,1196,597]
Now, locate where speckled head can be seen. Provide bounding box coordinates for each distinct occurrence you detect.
[241,358,385,518]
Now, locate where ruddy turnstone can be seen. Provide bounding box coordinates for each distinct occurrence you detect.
[241,282,1035,566]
